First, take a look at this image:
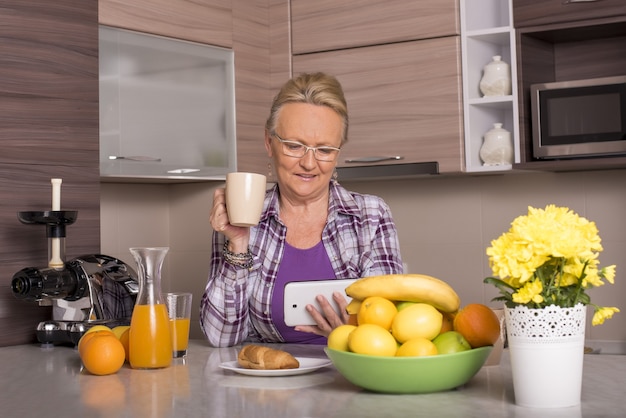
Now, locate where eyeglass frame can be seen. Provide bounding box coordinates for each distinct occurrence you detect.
[271,132,342,162]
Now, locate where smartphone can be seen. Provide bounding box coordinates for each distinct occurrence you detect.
[283,279,356,327]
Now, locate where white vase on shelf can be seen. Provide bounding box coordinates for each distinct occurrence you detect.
[479,55,511,97]
[479,123,513,166]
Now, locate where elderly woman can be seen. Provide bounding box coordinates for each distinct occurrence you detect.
[200,72,403,347]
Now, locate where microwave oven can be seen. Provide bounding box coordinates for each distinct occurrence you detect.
[531,75,626,159]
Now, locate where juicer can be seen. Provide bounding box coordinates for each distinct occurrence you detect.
[10,180,138,345]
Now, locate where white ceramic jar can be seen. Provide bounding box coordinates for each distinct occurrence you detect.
[479,123,513,166]
[479,55,512,97]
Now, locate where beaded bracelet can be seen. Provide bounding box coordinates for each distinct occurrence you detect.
[223,241,253,269]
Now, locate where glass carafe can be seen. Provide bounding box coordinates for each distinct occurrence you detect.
[129,247,172,369]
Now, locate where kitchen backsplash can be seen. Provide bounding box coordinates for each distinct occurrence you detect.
[101,169,626,353]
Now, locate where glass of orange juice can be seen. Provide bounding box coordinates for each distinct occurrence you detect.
[165,292,192,358]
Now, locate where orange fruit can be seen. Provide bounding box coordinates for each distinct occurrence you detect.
[78,329,115,357]
[439,311,456,334]
[357,296,398,330]
[348,324,397,356]
[453,303,501,348]
[118,327,131,362]
[327,324,357,351]
[80,332,126,375]
[396,337,438,357]
[390,303,442,343]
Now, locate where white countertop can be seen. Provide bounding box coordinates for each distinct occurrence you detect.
[0,340,624,417]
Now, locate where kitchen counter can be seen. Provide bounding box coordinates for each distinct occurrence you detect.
[1,340,624,417]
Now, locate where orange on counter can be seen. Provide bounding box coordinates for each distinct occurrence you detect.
[80,331,126,375]
[453,303,501,348]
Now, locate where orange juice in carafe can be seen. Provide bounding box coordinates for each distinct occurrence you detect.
[130,304,172,368]
[128,247,172,369]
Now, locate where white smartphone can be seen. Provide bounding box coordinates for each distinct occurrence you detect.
[283,279,356,327]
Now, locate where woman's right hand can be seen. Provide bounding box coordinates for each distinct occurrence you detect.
[209,188,250,252]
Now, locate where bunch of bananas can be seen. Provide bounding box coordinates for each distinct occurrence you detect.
[345,273,461,314]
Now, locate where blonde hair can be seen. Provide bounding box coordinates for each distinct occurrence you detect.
[265,72,349,145]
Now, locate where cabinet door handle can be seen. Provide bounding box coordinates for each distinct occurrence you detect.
[108,156,162,162]
[344,156,404,163]
[562,0,601,3]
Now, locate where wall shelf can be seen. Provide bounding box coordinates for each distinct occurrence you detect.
[460,0,520,173]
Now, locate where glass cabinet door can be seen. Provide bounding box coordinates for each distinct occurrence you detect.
[99,26,236,181]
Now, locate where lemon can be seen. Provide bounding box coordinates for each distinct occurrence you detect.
[357,296,397,330]
[111,325,130,340]
[327,324,357,351]
[396,337,438,357]
[391,303,443,343]
[348,324,397,356]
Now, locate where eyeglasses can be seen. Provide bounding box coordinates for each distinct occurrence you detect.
[272,133,341,162]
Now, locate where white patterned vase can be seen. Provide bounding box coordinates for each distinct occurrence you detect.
[479,55,512,97]
[505,304,586,408]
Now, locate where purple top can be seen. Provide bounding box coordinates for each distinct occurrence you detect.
[271,241,336,344]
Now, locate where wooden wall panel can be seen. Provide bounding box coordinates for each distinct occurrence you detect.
[231,0,288,175]
[0,0,100,346]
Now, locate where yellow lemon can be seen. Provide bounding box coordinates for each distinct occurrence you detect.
[348,324,397,356]
[391,303,443,343]
[111,325,130,340]
[327,324,357,351]
[357,296,398,330]
[396,337,438,357]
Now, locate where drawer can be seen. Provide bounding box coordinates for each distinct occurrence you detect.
[513,0,626,28]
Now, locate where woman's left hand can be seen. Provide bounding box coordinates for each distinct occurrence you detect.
[294,292,351,337]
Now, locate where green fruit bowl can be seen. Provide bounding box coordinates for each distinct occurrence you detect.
[324,346,492,394]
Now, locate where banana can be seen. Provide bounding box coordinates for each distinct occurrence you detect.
[345,274,460,313]
[346,299,362,315]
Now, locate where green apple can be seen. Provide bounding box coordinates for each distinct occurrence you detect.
[432,331,472,354]
[395,301,416,312]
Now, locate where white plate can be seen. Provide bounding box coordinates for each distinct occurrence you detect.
[218,357,332,377]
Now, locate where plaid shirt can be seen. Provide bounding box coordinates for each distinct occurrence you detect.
[199,180,403,347]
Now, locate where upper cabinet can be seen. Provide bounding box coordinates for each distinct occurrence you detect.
[291,0,464,175]
[99,26,236,181]
[293,39,464,174]
[513,0,626,28]
[512,0,626,171]
[291,0,459,54]
[460,0,520,173]
[98,0,232,48]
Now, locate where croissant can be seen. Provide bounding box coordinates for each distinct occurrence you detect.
[237,345,300,370]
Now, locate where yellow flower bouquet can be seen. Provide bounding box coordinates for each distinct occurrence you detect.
[484,205,619,326]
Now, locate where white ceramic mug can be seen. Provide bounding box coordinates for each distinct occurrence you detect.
[225,172,267,227]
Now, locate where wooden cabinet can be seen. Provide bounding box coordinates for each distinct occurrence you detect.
[291,0,459,54]
[513,2,626,171]
[513,0,626,28]
[293,38,464,174]
[0,0,100,346]
[98,0,232,48]
[290,0,464,175]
